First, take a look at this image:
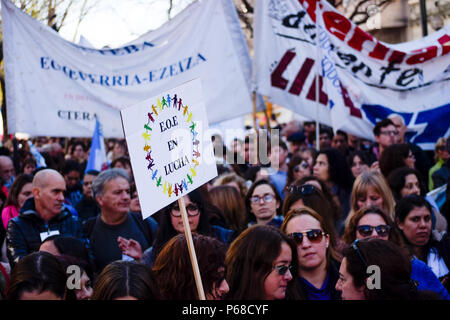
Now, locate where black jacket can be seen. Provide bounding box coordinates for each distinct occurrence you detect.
[6,197,83,268]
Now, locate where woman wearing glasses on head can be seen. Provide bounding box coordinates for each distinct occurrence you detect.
[336,238,441,300]
[225,225,301,300]
[343,206,450,299]
[280,207,342,300]
[284,155,312,194]
[245,179,284,228]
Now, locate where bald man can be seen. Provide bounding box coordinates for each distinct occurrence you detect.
[6,169,83,268]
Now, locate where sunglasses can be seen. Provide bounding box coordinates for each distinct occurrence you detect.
[287,183,319,195]
[352,240,368,268]
[437,146,447,152]
[171,204,200,217]
[273,264,293,276]
[356,224,391,237]
[288,229,326,245]
[294,161,309,172]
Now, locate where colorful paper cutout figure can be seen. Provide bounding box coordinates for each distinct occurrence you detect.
[173,94,178,107]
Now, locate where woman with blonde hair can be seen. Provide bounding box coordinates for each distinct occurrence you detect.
[281,206,342,300]
[345,170,396,226]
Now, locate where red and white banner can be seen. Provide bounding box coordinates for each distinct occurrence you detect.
[254,0,450,149]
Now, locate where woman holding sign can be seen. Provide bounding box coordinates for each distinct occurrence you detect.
[119,189,233,267]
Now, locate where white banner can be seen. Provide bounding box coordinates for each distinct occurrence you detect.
[2,0,253,137]
[121,79,217,218]
[254,0,450,149]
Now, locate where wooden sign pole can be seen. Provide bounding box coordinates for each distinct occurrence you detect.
[178,196,206,300]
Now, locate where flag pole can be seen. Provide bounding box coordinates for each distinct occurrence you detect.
[252,91,260,165]
[178,196,206,300]
[315,3,320,151]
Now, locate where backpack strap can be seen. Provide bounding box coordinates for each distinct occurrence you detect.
[129,212,155,246]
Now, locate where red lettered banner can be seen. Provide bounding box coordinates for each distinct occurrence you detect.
[253,0,450,149]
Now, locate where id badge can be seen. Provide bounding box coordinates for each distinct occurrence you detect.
[122,254,135,261]
[40,230,60,242]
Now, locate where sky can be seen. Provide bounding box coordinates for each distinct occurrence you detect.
[59,0,194,48]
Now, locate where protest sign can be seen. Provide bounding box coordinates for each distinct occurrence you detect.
[121,78,215,300]
[253,0,450,149]
[120,78,217,219]
[2,0,254,137]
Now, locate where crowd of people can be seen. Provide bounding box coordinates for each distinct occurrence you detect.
[0,115,448,300]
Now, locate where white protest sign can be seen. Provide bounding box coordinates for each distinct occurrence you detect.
[120,79,217,218]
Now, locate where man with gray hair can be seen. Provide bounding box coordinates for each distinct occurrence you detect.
[388,113,433,186]
[6,169,83,267]
[82,168,156,272]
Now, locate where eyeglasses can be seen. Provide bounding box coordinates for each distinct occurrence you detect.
[356,224,391,237]
[380,130,399,136]
[273,264,293,276]
[288,229,326,245]
[351,240,368,268]
[287,183,319,195]
[170,204,200,217]
[294,161,309,172]
[250,194,275,204]
[436,146,447,152]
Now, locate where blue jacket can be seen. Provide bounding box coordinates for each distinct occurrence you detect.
[6,197,83,268]
[411,258,450,300]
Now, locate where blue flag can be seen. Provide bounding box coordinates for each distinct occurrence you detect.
[85,118,107,173]
[27,140,46,168]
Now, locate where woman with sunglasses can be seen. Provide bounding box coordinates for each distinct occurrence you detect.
[283,183,341,252]
[336,238,441,300]
[245,179,284,228]
[280,207,342,300]
[342,206,450,299]
[225,225,301,300]
[396,195,450,292]
[120,189,233,267]
[388,167,447,234]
